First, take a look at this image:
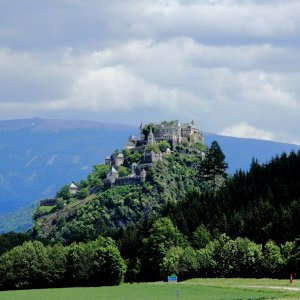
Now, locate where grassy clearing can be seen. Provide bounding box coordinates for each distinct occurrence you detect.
[0,281,298,300]
[185,278,300,288]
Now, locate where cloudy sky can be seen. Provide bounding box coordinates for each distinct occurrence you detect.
[1,0,300,144]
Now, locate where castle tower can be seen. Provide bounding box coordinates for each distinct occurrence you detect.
[115,153,124,167]
[125,134,137,149]
[147,128,155,144]
[140,122,144,140]
[104,166,118,188]
[69,182,78,195]
[131,163,137,175]
[140,169,146,183]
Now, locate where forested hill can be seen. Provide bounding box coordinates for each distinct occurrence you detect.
[32,142,206,243]
[33,139,300,246]
[2,138,300,287]
[164,150,300,244]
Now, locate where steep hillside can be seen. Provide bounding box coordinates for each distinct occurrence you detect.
[163,149,300,244]
[32,143,206,243]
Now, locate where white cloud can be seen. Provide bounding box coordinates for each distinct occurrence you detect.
[0,1,300,144]
[220,122,300,145]
[42,185,55,195]
[25,156,39,167]
[1,0,300,50]
[72,155,80,164]
[46,155,58,166]
[220,122,275,140]
[26,172,37,182]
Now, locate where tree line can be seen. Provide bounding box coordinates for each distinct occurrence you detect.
[165,149,300,244]
[115,216,300,282]
[0,236,126,290]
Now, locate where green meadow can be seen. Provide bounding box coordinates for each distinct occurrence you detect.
[0,279,299,300]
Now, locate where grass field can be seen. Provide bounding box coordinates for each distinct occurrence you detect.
[0,279,299,300]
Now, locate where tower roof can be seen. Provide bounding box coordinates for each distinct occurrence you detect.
[129,134,136,141]
[111,167,118,174]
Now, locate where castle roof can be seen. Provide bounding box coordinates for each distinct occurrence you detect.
[149,128,154,136]
[69,182,78,189]
[141,169,146,175]
[110,167,118,174]
[129,134,137,141]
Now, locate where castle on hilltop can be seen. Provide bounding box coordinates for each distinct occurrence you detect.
[39,120,205,202]
[103,120,204,188]
[126,120,204,150]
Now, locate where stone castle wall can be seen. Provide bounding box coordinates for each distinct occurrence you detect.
[40,198,57,206]
[114,176,142,186]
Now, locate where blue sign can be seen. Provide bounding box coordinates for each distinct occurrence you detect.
[168,275,177,283]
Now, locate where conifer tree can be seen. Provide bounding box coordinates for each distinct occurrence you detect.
[200,140,228,188]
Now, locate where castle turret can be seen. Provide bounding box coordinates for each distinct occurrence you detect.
[109,167,118,181]
[125,134,137,149]
[105,156,111,164]
[104,166,119,188]
[140,169,146,183]
[69,182,78,195]
[115,153,124,167]
[131,163,137,175]
[140,122,144,140]
[147,128,155,144]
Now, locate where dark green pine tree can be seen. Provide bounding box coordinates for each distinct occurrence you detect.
[200,140,228,188]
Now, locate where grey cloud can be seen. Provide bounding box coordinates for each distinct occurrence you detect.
[1,0,300,51]
[0,1,300,144]
[0,48,78,102]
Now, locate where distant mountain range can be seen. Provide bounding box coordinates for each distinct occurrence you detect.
[0,118,299,232]
[0,118,137,215]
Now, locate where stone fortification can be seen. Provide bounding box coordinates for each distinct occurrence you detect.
[104,120,205,189]
[104,167,146,188]
[126,120,204,150]
[40,198,57,206]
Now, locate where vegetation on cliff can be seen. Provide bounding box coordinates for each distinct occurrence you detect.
[32,142,207,243]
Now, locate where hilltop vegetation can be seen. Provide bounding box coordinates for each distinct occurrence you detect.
[32,142,207,243]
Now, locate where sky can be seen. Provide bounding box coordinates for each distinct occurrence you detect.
[1,0,300,144]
